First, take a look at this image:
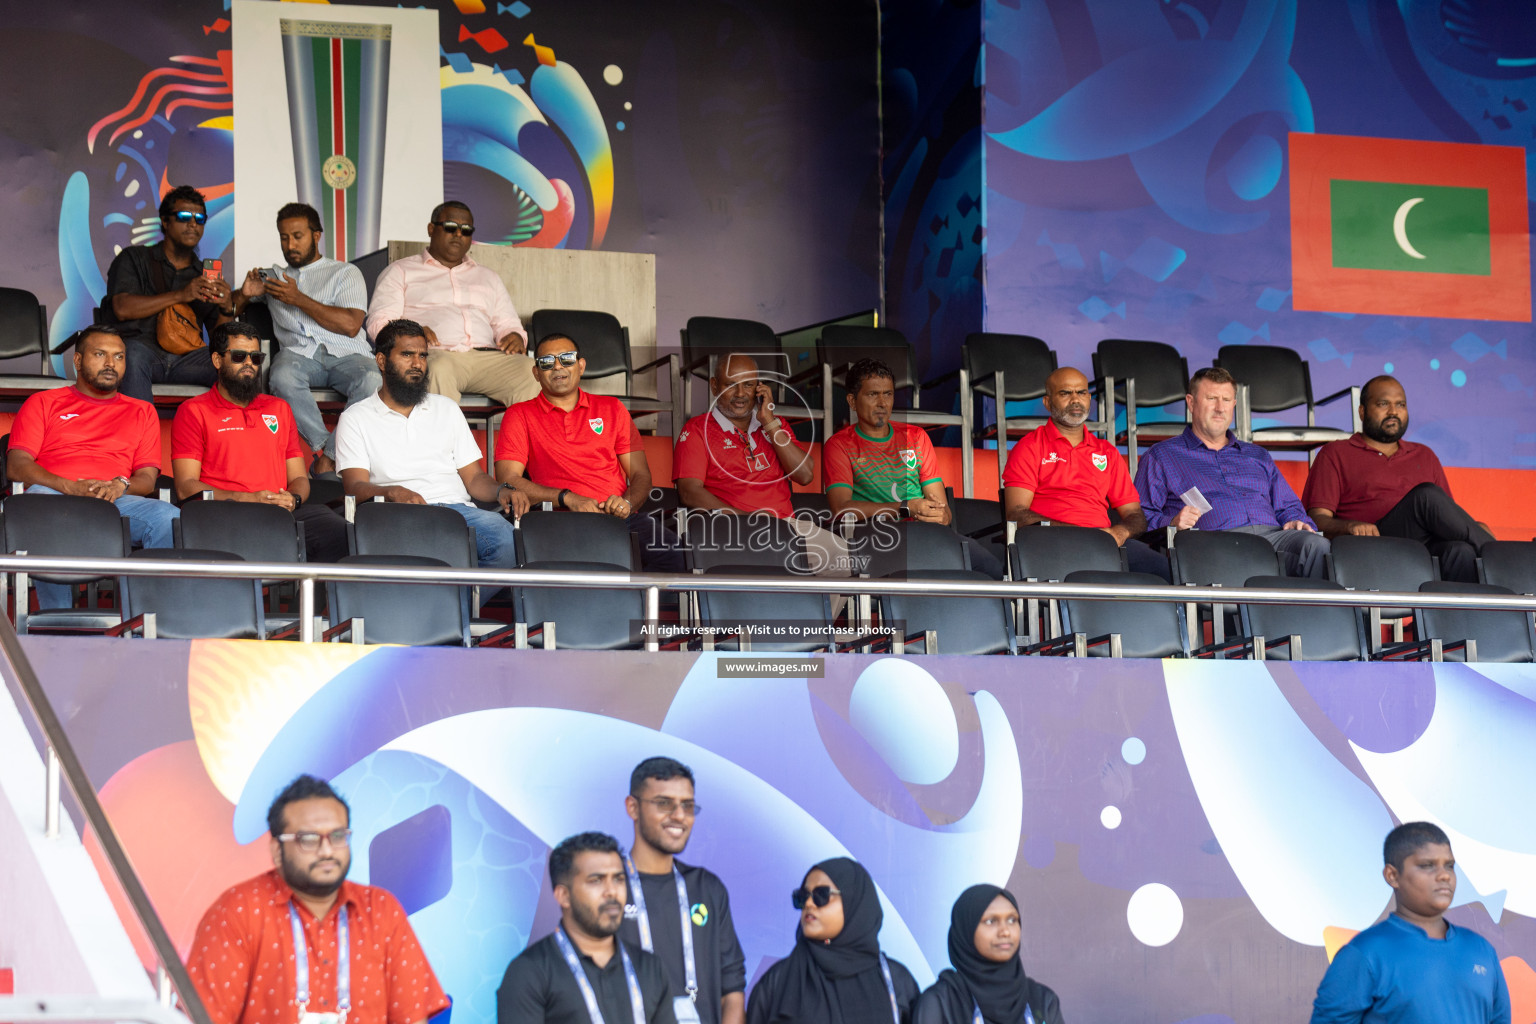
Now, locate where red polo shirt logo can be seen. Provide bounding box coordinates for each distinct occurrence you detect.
[589,417,604,435]
[1092,453,1108,471]
[262,414,280,434]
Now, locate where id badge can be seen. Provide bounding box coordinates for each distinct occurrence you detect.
[300,1013,340,1024]
[672,997,701,1024]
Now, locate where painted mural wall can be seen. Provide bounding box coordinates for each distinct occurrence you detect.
[0,0,879,364]
[17,639,1536,1024]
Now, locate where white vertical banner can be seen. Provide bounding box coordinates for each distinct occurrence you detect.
[231,0,442,276]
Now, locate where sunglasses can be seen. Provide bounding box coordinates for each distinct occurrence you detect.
[432,220,475,236]
[223,350,266,366]
[170,210,208,225]
[535,351,580,371]
[791,885,841,910]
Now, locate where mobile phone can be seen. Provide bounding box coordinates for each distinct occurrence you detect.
[202,258,222,280]
[259,268,276,282]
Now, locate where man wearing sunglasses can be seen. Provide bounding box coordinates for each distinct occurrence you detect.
[494,334,684,572]
[365,200,540,408]
[187,774,449,1024]
[236,202,378,480]
[619,757,746,1024]
[103,184,227,402]
[170,322,349,561]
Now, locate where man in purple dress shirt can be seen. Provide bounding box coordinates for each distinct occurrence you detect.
[1133,366,1329,578]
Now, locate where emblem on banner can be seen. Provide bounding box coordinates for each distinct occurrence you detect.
[900,449,917,469]
[262,414,281,435]
[590,418,605,435]
[1092,453,1108,471]
[322,154,357,190]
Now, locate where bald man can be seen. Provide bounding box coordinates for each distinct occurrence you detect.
[1304,375,1493,582]
[1002,367,1168,579]
[674,352,849,575]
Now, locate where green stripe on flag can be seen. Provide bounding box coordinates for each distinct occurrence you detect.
[1330,180,1491,275]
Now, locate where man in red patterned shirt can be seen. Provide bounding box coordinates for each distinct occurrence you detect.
[186,775,449,1024]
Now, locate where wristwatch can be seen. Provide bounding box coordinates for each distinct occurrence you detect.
[113,476,131,490]
[898,503,911,519]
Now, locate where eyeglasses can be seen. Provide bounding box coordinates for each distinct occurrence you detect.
[432,220,475,236]
[224,350,266,365]
[534,351,580,371]
[170,211,208,225]
[791,885,840,910]
[640,797,699,817]
[277,829,352,852]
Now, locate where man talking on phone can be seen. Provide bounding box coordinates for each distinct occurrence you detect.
[236,202,378,479]
[103,184,227,402]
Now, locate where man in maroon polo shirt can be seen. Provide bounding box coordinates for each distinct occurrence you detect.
[494,333,683,572]
[1304,375,1493,582]
[1002,366,1167,580]
[170,321,349,562]
[674,352,850,575]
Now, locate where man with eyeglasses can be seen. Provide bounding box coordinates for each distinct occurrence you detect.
[365,200,540,408]
[335,319,527,567]
[103,184,228,402]
[498,831,678,1024]
[618,757,746,1024]
[235,202,378,480]
[170,321,349,561]
[187,774,449,1024]
[494,334,684,572]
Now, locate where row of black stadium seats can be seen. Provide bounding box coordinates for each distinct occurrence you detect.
[4,492,1534,659]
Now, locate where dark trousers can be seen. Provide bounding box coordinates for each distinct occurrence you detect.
[123,342,216,403]
[295,502,350,563]
[626,511,685,573]
[1375,482,1494,583]
[1125,537,1172,581]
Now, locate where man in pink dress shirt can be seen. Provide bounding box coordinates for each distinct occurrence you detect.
[364,200,540,406]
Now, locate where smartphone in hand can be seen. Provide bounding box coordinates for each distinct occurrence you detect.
[202,258,223,280]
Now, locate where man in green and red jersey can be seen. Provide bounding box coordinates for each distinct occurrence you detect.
[495,332,683,572]
[823,358,1004,578]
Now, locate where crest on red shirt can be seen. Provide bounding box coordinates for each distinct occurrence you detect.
[900,448,917,469]
[589,417,604,435]
[262,414,280,435]
[1092,452,1108,471]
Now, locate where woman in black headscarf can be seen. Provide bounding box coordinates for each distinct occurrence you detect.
[914,885,1063,1024]
[747,857,921,1024]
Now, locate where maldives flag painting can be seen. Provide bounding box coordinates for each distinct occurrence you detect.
[1289,132,1530,322]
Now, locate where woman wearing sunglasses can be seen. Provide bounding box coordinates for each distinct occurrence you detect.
[914,885,1063,1024]
[746,857,919,1024]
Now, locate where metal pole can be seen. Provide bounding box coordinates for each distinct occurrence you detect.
[299,578,315,643]
[644,586,659,652]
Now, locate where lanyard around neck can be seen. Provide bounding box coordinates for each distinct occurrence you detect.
[624,856,698,1002]
[555,928,646,1024]
[289,902,350,1024]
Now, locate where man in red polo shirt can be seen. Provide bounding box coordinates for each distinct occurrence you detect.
[1304,375,1493,582]
[6,324,179,609]
[186,774,449,1024]
[674,352,850,575]
[1002,366,1167,580]
[171,322,348,561]
[495,333,683,571]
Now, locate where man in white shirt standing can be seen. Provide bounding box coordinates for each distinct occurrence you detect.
[334,319,527,567]
[363,200,539,408]
[237,202,380,478]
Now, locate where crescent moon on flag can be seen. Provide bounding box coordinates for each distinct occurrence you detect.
[1393,197,1428,260]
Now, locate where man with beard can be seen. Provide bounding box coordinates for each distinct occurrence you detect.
[103,184,227,402]
[497,832,678,1024]
[494,333,684,572]
[1002,366,1168,580]
[1304,375,1494,582]
[334,319,526,567]
[6,325,178,609]
[365,201,540,408]
[618,758,746,1024]
[187,775,449,1024]
[170,321,349,562]
[237,202,378,479]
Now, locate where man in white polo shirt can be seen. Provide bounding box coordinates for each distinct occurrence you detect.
[334,319,527,567]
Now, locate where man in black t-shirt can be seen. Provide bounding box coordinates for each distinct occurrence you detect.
[103,184,228,402]
[619,757,746,1024]
[497,831,677,1024]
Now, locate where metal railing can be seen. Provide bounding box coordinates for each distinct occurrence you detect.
[0,607,213,1024]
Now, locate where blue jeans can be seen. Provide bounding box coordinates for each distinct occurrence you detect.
[439,503,517,569]
[26,487,179,609]
[270,348,381,458]
[122,342,216,404]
